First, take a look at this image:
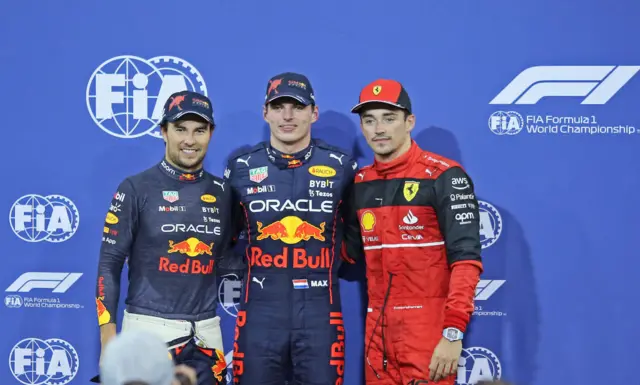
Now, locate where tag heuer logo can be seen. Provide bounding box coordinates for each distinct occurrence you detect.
[249,167,269,183]
[163,191,179,203]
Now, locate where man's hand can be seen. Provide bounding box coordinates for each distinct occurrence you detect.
[99,323,117,365]
[173,364,197,385]
[429,337,462,382]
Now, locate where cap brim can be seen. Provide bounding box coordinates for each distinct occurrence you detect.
[163,110,214,125]
[350,100,407,113]
[265,93,312,106]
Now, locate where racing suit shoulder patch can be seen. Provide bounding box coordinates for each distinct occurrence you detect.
[354,164,376,183]
[417,150,463,179]
[227,142,265,162]
[314,140,352,158]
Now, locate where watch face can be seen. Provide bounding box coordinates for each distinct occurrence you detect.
[446,329,457,339]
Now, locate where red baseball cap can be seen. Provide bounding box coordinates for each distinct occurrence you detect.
[350,79,412,114]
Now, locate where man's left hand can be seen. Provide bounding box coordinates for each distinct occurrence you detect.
[429,337,462,382]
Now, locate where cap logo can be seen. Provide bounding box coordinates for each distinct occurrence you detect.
[168,95,186,111]
[372,85,382,95]
[268,78,283,95]
[192,98,210,109]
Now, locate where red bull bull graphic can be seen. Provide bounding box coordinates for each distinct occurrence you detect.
[211,349,227,382]
[249,246,331,269]
[159,237,215,275]
[168,237,214,256]
[256,216,325,243]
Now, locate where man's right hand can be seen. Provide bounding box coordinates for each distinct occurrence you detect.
[99,323,117,365]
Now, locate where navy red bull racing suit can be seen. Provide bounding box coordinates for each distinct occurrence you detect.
[224,138,358,385]
[96,159,233,385]
[343,140,484,385]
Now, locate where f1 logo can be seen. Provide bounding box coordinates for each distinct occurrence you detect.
[490,65,640,105]
[5,273,82,293]
[474,279,505,301]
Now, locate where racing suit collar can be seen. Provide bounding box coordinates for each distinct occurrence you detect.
[373,139,420,176]
[265,140,315,169]
[158,158,205,182]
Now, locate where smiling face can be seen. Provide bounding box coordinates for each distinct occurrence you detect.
[264,97,318,153]
[161,114,213,171]
[359,103,415,162]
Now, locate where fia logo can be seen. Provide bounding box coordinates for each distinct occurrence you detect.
[9,338,80,385]
[478,200,502,249]
[9,195,80,243]
[218,273,242,318]
[86,55,207,139]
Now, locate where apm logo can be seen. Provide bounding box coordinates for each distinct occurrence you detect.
[490,65,640,105]
[86,55,208,139]
[9,195,80,243]
[9,338,80,385]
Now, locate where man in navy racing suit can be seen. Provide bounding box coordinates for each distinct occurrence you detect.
[96,91,231,385]
[225,72,358,385]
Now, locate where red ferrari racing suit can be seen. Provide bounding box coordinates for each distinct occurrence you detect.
[343,140,483,385]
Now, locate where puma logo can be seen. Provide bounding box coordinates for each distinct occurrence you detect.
[329,153,344,165]
[252,276,265,289]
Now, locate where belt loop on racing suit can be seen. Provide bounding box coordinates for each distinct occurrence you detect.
[167,321,196,350]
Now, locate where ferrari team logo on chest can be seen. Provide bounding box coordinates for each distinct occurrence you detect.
[403,181,419,202]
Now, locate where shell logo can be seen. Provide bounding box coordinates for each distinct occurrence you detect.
[105,212,119,225]
[360,210,376,232]
[309,165,336,178]
[201,194,216,203]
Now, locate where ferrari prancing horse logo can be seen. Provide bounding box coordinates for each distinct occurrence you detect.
[373,85,382,95]
[403,181,419,202]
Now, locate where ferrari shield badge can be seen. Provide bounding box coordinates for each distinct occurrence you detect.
[403,181,419,202]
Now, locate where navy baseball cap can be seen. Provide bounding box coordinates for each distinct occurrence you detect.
[161,90,214,125]
[264,72,316,106]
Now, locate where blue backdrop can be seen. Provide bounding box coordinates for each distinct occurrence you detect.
[2,1,639,385]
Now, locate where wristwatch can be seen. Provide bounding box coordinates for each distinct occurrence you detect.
[442,327,464,342]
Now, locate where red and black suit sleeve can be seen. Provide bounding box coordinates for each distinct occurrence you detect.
[96,179,139,326]
[433,166,484,332]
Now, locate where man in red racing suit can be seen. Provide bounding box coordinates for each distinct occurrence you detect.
[342,79,484,385]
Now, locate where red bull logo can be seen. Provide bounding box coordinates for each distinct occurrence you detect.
[179,173,196,181]
[256,216,325,244]
[211,349,226,382]
[160,237,215,275]
[287,159,302,168]
[249,246,331,269]
[168,237,214,257]
[330,312,345,384]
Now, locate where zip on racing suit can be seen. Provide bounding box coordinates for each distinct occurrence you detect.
[224,138,358,385]
[342,140,483,385]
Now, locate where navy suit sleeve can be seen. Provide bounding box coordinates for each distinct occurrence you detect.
[217,157,247,277]
[96,179,139,326]
[340,157,364,263]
